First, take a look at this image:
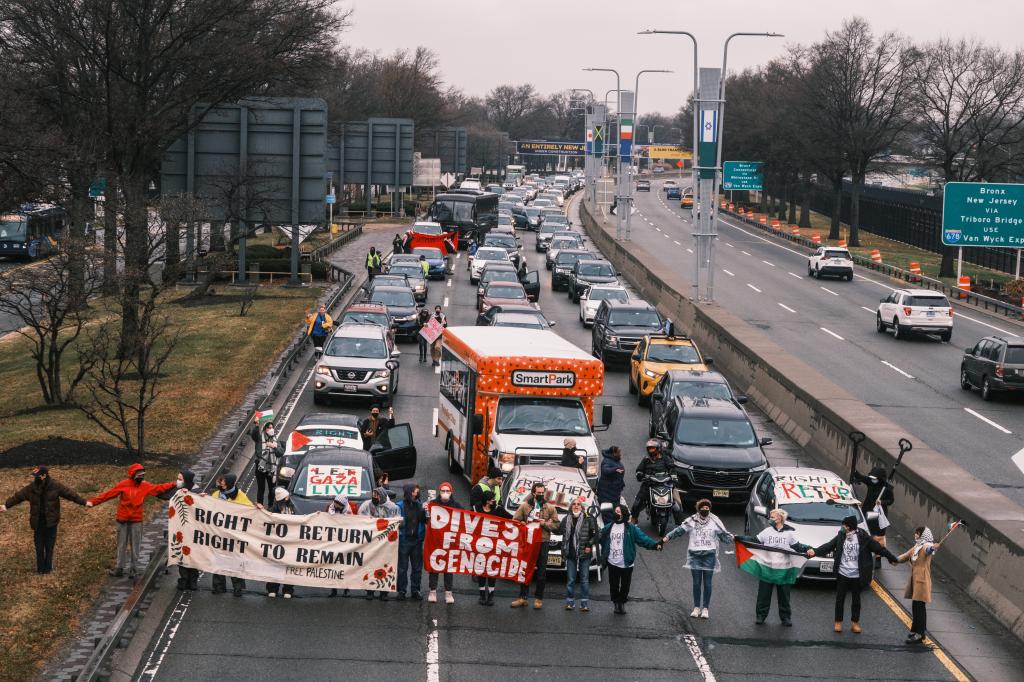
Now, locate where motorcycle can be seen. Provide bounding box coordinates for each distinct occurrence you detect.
[640,471,677,537]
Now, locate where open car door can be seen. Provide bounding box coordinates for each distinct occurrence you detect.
[522,270,540,302]
[370,423,417,480]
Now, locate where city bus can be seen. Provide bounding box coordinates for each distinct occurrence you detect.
[0,203,66,259]
[426,190,498,247]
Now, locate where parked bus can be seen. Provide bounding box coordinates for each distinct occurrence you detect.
[0,203,66,259]
[426,190,498,247]
[436,326,612,486]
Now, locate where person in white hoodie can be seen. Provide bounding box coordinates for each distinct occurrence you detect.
[663,499,734,619]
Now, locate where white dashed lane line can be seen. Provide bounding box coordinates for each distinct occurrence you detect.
[673,240,681,245]
[820,327,845,341]
[741,250,752,256]
[686,248,694,253]
[881,360,915,379]
[747,283,762,293]
[965,408,1012,434]
[788,272,803,280]
[778,303,797,313]
[726,243,734,248]
[820,286,839,296]
[762,260,775,267]
[860,306,874,313]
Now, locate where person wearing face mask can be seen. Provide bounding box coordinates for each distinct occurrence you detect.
[895,526,942,643]
[207,473,253,596]
[359,406,395,450]
[662,499,733,619]
[253,422,280,507]
[262,487,297,599]
[87,463,176,578]
[599,504,663,614]
[473,489,500,604]
[430,306,446,367]
[511,482,561,609]
[426,482,461,604]
[852,465,895,569]
[741,508,815,626]
[559,497,598,612]
[325,494,353,597]
[813,514,898,633]
[1,465,87,574]
[395,483,426,601]
[597,446,625,523]
[631,439,677,523]
[559,438,584,469]
[417,307,432,363]
[358,486,400,600]
[159,469,201,590]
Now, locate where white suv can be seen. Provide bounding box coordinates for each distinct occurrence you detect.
[876,289,953,342]
[807,247,854,281]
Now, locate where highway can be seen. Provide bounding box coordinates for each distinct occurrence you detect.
[127,195,969,682]
[629,180,1024,507]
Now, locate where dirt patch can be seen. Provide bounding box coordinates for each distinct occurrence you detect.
[0,437,186,469]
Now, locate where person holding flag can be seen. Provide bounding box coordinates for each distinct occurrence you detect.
[736,508,815,626]
[895,523,957,643]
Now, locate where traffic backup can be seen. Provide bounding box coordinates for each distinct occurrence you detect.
[436,327,612,486]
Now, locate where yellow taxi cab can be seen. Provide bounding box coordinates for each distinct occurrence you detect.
[629,334,708,405]
[680,190,694,208]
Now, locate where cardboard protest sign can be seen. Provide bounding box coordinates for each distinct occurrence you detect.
[305,464,365,498]
[167,490,398,590]
[419,317,445,344]
[422,505,544,584]
[506,473,592,511]
[772,473,857,505]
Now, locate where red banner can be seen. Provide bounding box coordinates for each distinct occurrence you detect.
[423,505,544,584]
[407,231,458,253]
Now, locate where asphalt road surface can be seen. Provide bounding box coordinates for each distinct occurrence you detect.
[129,195,967,682]
[629,182,1024,507]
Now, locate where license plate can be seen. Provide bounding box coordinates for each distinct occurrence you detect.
[547,554,563,567]
[342,384,358,393]
[819,560,834,574]
[712,488,730,498]
[926,311,935,318]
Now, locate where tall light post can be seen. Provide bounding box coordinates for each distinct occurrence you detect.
[628,69,673,239]
[585,68,623,237]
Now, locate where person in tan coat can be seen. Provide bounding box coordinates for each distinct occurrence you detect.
[511,481,561,609]
[896,526,941,643]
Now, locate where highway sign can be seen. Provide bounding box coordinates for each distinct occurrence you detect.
[325,193,336,205]
[723,161,764,191]
[88,178,107,198]
[440,172,455,189]
[942,182,1024,246]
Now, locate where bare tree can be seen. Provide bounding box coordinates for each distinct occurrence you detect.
[485,84,541,139]
[0,245,99,405]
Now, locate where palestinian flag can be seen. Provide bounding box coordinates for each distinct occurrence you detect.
[946,520,963,533]
[290,430,312,452]
[734,538,808,585]
[255,409,274,427]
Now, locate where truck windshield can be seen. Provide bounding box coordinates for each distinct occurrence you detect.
[433,201,473,223]
[495,398,591,436]
[675,417,756,447]
[0,217,27,241]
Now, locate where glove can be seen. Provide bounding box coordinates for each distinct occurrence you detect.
[635,472,643,482]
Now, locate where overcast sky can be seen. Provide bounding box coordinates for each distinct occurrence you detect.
[345,0,1023,123]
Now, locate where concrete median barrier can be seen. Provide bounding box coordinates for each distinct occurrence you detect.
[580,200,1024,642]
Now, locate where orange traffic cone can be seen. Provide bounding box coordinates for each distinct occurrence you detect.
[728,203,735,211]
[908,262,922,282]
[811,233,821,245]
[870,249,882,264]
[771,219,781,229]
[759,216,768,225]
[838,239,848,248]
[790,226,800,236]
[957,275,971,299]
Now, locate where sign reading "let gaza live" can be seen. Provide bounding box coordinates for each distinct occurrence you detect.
[510,370,576,388]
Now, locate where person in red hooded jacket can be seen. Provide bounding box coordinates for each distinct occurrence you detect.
[87,464,176,578]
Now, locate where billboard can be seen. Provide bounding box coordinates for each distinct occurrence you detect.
[516,140,586,156]
[646,145,693,160]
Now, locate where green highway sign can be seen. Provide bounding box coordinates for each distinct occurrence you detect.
[88,178,107,198]
[722,161,763,191]
[942,182,1024,247]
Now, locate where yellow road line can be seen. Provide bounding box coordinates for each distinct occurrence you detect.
[870,580,970,682]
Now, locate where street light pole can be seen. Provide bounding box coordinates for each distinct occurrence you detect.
[629,69,673,239]
[586,68,622,238]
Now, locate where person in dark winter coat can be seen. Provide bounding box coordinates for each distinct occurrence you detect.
[427,482,460,603]
[510,482,561,609]
[1,466,87,574]
[87,463,176,578]
[263,487,297,598]
[599,503,662,614]
[360,406,395,450]
[254,421,280,507]
[631,439,676,521]
[559,498,598,611]
[470,467,503,511]
[396,483,426,601]
[208,473,253,596]
[393,233,405,255]
[813,515,898,633]
[597,447,625,522]
[853,465,895,567]
[472,489,500,604]
[559,438,584,469]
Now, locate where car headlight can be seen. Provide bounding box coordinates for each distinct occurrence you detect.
[398,314,417,322]
[587,457,598,477]
[654,493,671,505]
[316,365,331,376]
[644,369,659,378]
[373,369,390,378]
[498,452,515,465]
[278,466,295,479]
[751,463,768,472]
[607,335,619,344]
[674,460,693,470]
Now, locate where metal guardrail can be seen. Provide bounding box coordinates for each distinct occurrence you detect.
[721,207,1024,320]
[76,266,356,682]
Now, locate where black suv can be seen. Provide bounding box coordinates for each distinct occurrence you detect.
[654,396,770,505]
[568,259,619,302]
[591,299,665,364]
[551,249,597,291]
[649,370,747,437]
[961,336,1024,400]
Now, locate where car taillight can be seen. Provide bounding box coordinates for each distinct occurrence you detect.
[996,366,1004,378]
[903,307,912,316]
[948,309,954,317]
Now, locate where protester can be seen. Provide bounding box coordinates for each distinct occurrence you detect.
[366,247,381,280]
[473,489,500,605]
[470,466,503,510]
[396,483,426,601]
[419,254,429,278]
[0,465,87,574]
[417,307,432,363]
[160,469,201,590]
[597,446,625,523]
[264,487,296,598]
[663,499,733,619]
[253,421,280,507]
[853,465,895,569]
[209,473,253,596]
[600,503,662,614]
[392,233,404,254]
[559,497,597,612]
[896,526,941,643]
[359,405,395,450]
[87,464,176,578]
[306,303,333,350]
[427,482,460,604]
[466,239,477,270]
[249,414,263,450]
[559,438,584,469]
[326,493,352,515]
[745,508,814,626]
[632,439,677,522]
[511,481,560,609]
[358,487,400,600]
[432,305,448,329]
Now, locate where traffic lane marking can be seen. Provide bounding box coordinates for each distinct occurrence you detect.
[788,272,803,280]
[778,303,796,313]
[881,360,915,379]
[762,260,775,267]
[820,286,839,296]
[956,312,1020,337]
[686,248,694,253]
[741,250,752,256]
[723,269,735,277]
[861,306,874,313]
[820,327,845,341]
[746,283,762,293]
[674,240,681,245]
[964,408,1012,434]
[682,634,717,682]
[1013,447,1024,475]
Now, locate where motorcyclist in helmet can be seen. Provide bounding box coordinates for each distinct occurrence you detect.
[631,438,680,522]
